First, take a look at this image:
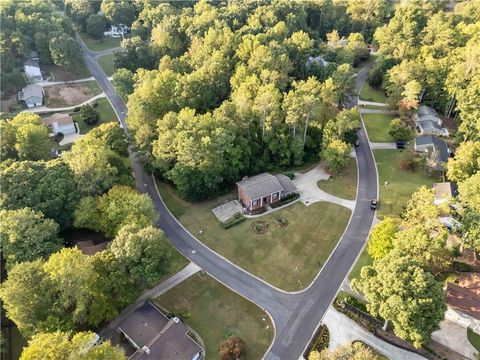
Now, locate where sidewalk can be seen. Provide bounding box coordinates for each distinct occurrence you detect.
[99,262,201,339]
[358,100,390,107]
[323,306,427,360]
[39,76,95,87]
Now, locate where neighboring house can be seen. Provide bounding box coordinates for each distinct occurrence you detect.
[18,84,44,108]
[433,182,457,206]
[445,272,480,334]
[307,55,329,67]
[43,113,77,135]
[23,59,43,83]
[104,24,130,38]
[118,302,203,360]
[237,173,298,211]
[418,120,449,136]
[415,105,441,122]
[414,135,449,169]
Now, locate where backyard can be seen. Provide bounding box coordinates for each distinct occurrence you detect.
[156,181,351,291]
[78,33,121,51]
[97,53,116,77]
[362,113,395,142]
[155,274,273,360]
[317,158,357,200]
[359,83,387,103]
[44,81,102,108]
[374,149,442,218]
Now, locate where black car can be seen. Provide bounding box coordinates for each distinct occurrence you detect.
[370,199,378,210]
[354,140,360,147]
[396,142,406,149]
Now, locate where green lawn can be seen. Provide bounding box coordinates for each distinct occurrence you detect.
[467,328,480,353]
[97,53,116,77]
[360,83,387,103]
[374,149,442,219]
[362,113,395,142]
[349,246,373,280]
[76,98,118,134]
[42,64,91,81]
[156,181,351,291]
[155,274,273,360]
[317,158,357,200]
[79,33,121,51]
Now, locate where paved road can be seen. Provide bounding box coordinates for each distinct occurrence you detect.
[77,36,378,360]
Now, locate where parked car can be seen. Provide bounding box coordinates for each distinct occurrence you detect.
[370,199,378,210]
[396,141,406,149]
[355,140,360,147]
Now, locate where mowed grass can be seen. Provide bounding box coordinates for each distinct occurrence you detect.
[156,181,351,291]
[79,33,121,51]
[76,98,118,134]
[155,274,273,360]
[362,113,395,142]
[97,53,116,76]
[374,149,442,219]
[360,83,387,103]
[317,158,357,200]
[349,246,373,280]
[467,328,480,352]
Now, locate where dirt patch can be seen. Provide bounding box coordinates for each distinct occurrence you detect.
[0,93,26,114]
[251,221,269,234]
[44,82,101,107]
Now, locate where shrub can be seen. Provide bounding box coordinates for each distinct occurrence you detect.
[285,171,295,180]
[399,156,419,171]
[80,104,99,125]
[222,213,245,229]
[54,132,64,143]
[218,336,246,360]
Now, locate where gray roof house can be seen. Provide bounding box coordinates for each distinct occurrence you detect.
[418,119,449,136]
[417,105,439,118]
[18,84,44,108]
[415,135,449,167]
[23,59,43,83]
[237,173,298,210]
[118,302,203,360]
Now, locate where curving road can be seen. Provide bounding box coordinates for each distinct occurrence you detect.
[77,36,378,360]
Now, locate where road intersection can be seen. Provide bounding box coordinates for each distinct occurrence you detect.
[77,36,378,360]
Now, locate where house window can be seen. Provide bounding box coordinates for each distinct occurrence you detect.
[252,200,258,206]
[272,193,278,199]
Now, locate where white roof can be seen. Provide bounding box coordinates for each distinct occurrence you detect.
[24,60,42,78]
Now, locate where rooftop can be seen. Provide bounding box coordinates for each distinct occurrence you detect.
[19,84,43,100]
[418,119,443,131]
[433,182,457,201]
[237,173,284,200]
[118,302,202,360]
[418,105,439,118]
[446,273,480,321]
[415,136,449,162]
[43,113,74,126]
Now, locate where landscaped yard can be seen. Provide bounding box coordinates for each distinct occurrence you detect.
[359,83,387,103]
[317,158,357,200]
[374,149,442,218]
[79,33,122,51]
[97,53,116,77]
[362,113,395,142]
[75,97,118,134]
[155,274,273,360]
[44,81,102,108]
[353,341,389,360]
[156,181,351,291]
[349,246,373,280]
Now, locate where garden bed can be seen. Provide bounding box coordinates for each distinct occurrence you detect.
[304,325,330,359]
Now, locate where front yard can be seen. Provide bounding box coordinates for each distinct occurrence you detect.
[156,181,351,291]
[359,83,387,103]
[362,113,395,142]
[44,81,102,108]
[374,149,442,218]
[78,33,121,51]
[317,158,357,200]
[155,274,273,360]
[75,98,118,134]
[42,64,91,81]
[349,246,373,281]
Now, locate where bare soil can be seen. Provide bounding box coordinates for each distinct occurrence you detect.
[44,82,101,107]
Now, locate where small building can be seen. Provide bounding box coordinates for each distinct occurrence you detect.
[23,59,43,83]
[43,113,77,135]
[433,182,457,206]
[418,119,448,136]
[104,24,130,38]
[237,173,298,211]
[414,135,449,168]
[445,273,480,334]
[18,84,44,108]
[118,302,203,360]
[307,55,329,67]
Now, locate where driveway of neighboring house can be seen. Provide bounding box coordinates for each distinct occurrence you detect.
[293,164,356,210]
[432,320,478,360]
[369,142,397,150]
[324,306,427,360]
[59,132,84,146]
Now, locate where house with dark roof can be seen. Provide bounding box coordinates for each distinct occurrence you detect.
[118,302,203,360]
[18,84,44,108]
[237,173,298,211]
[414,135,449,169]
[445,273,480,334]
[414,105,448,136]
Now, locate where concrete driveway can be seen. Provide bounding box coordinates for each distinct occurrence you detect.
[293,164,356,210]
[432,320,478,360]
[369,142,397,150]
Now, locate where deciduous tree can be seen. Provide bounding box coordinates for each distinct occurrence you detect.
[315,341,376,360]
[447,141,480,182]
[321,138,351,174]
[86,14,106,39]
[367,217,399,260]
[112,68,134,100]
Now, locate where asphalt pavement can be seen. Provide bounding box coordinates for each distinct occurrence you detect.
[77,36,378,360]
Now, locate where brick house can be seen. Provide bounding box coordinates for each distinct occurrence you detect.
[236,173,297,211]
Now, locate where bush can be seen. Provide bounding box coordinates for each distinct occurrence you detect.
[222,213,245,229]
[305,325,330,358]
[218,337,246,360]
[367,64,384,88]
[86,14,106,39]
[54,132,64,143]
[271,193,300,208]
[285,171,295,180]
[399,156,419,171]
[80,104,99,125]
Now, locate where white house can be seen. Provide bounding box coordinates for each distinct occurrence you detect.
[23,59,43,83]
[104,24,130,38]
[43,113,77,135]
[18,84,44,108]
